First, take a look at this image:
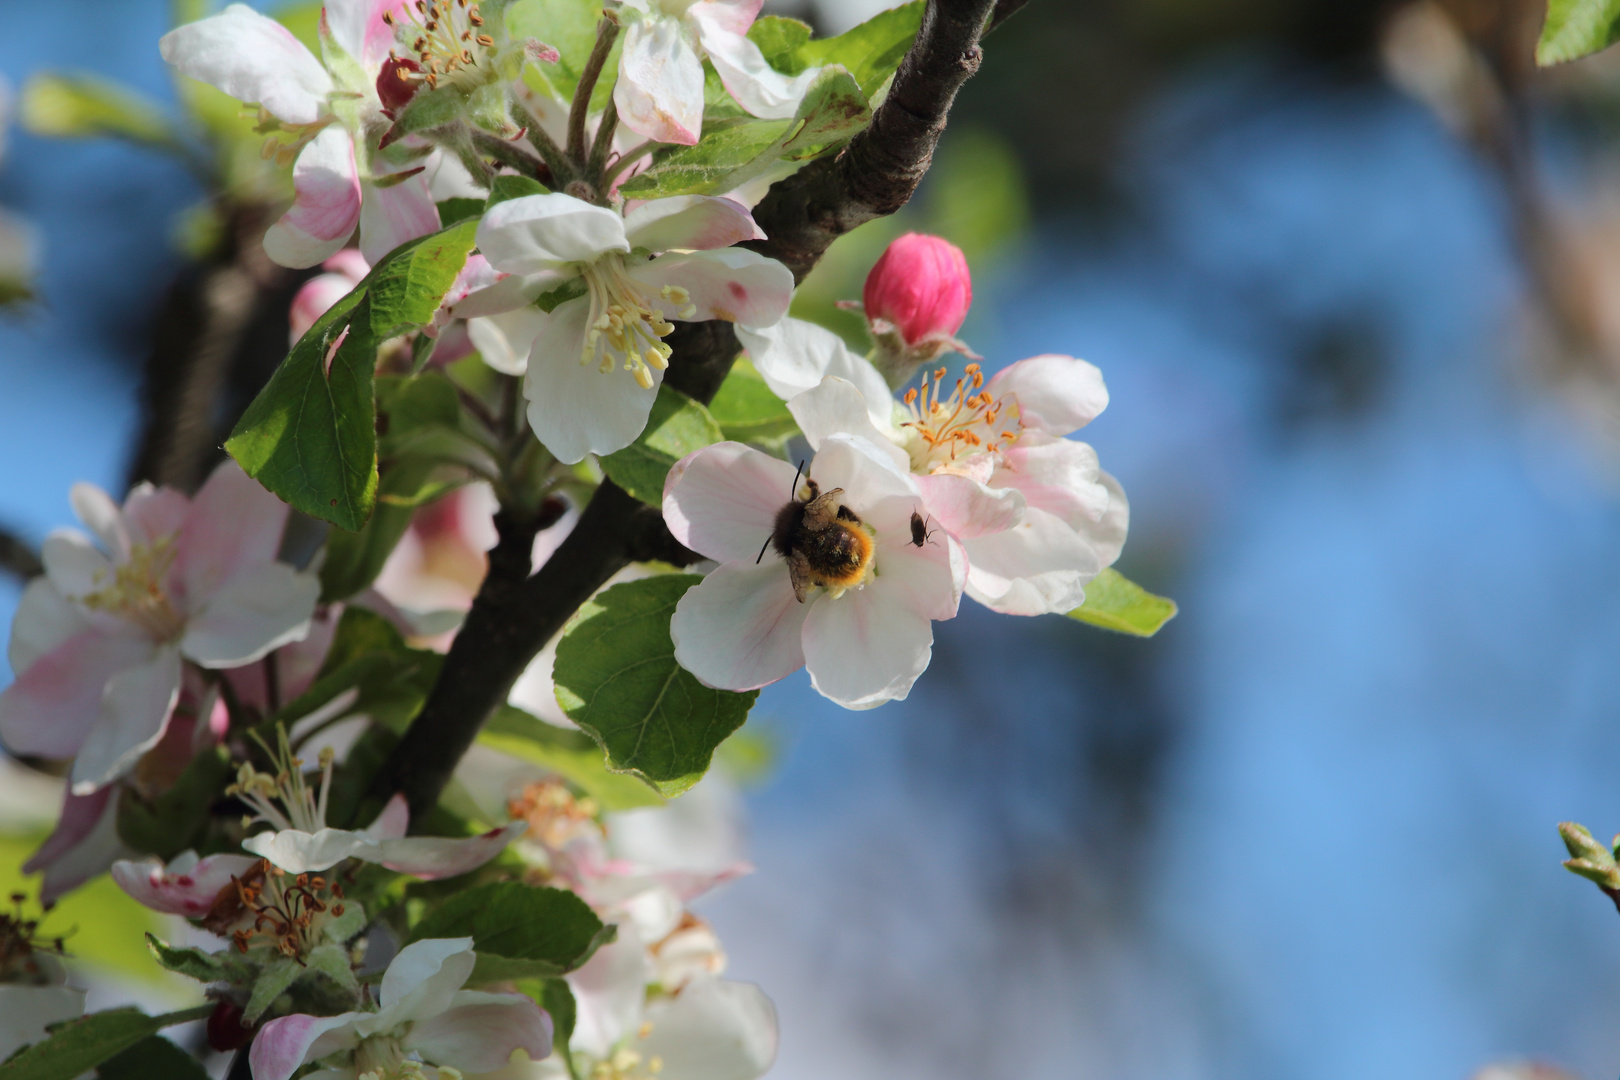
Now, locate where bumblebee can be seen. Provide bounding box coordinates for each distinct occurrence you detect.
[757,472,876,603]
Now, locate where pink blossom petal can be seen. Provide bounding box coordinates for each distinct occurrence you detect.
[378,937,477,1021]
[111,851,259,917]
[33,786,133,903]
[325,0,408,70]
[40,531,112,599]
[914,472,1024,540]
[362,792,411,841]
[68,483,129,560]
[23,786,113,878]
[359,173,441,265]
[175,459,291,604]
[638,977,778,1080]
[567,928,652,1059]
[685,0,763,37]
[290,271,359,344]
[223,605,340,711]
[406,991,553,1071]
[671,560,808,692]
[694,14,819,121]
[180,561,319,668]
[623,196,764,253]
[804,434,919,527]
[962,505,1101,617]
[801,573,938,709]
[984,354,1109,436]
[160,5,333,126]
[629,248,793,329]
[251,1012,363,1080]
[0,628,155,759]
[70,644,183,793]
[522,298,661,465]
[662,442,799,563]
[7,578,88,675]
[263,127,363,270]
[991,436,1109,529]
[614,15,704,145]
[122,485,191,547]
[1088,471,1129,568]
[374,820,525,880]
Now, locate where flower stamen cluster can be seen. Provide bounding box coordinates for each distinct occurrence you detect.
[508,779,601,852]
[581,257,691,390]
[384,0,495,92]
[0,893,67,985]
[900,362,1020,467]
[252,109,337,169]
[590,1046,664,1080]
[76,534,185,641]
[226,729,335,836]
[223,859,347,960]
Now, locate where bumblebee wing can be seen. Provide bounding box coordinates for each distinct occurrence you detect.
[801,488,846,530]
[787,549,815,603]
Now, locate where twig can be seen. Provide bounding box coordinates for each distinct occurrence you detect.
[567,15,621,164]
[987,0,1029,33]
[368,0,1002,824]
[0,528,41,580]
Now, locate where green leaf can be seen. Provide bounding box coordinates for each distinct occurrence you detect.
[707,357,799,445]
[436,197,485,224]
[95,1037,209,1080]
[407,882,610,974]
[598,386,723,506]
[554,575,756,797]
[1065,568,1177,637]
[478,704,666,811]
[796,1,924,99]
[1538,0,1620,64]
[0,1006,211,1080]
[272,608,443,735]
[746,16,813,72]
[20,75,178,148]
[487,173,550,207]
[144,934,251,985]
[226,219,479,530]
[620,66,871,200]
[115,746,231,860]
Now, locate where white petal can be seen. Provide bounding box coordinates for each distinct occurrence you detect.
[992,435,1108,529]
[787,377,907,468]
[361,793,411,841]
[984,353,1109,436]
[264,127,362,270]
[662,441,799,562]
[870,524,965,623]
[962,505,1101,616]
[0,628,155,760]
[801,569,939,709]
[522,298,661,464]
[914,472,1024,540]
[251,1012,363,1080]
[809,434,920,523]
[69,482,129,559]
[0,986,86,1063]
[8,578,89,674]
[111,851,259,917]
[614,15,705,146]
[671,559,808,692]
[378,937,477,1022]
[324,0,400,70]
[695,15,819,121]
[122,485,192,546]
[637,977,778,1080]
[176,459,292,602]
[405,991,553,1072]
[1088,470,1129,568]
[372,821,525,879]
[243,826,375,874]
[159,4,332,125]
[467,307,548,376]
[180,561,319,668]
[567,927,652,1060]
[477,194,628,274]
[33,786,134,904]
[70,643,183,793]
[359,173,441,265]
[623,196,764,253]
[738,318,893,430]
[630,248,793,329]
[40,530,111,599]
[448,271,565,321]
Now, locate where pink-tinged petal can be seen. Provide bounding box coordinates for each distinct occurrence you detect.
[324,248,372,280]
[522,298,661,464]
[378,937,477,1022]
[738,318,895,428]
[662,441,798,562]
[242,826,374,873]
[614,15,705,145]
[264,127,363,270]
[326,0,407,69]
[111,851,259,917]
[962,505,1100,617]
[1088,470,1129,568]
[638,978,778,1080]
[8,578,88,675]
[630,249,792,329]
[69,483,128,559]
[224,605,340,711]
[786,376,906,467]
[467,307,548,376]
[478,194,628,274]
[362,792,411,841]
[871,525,963,623]
[623,196,764,253]
[359,173,440,265]
[122,485,191,547]
[694,16,819,121]
[290,271,359,344]
[801,571,939,709]
[984,354,1109,436]
[0,986,87,1063]
[406,991,552,1071]
[40,530,112,599]
[685,0,763,37]
[373,820,525,879]
[70,644,183,793]
[32,786,134,903]
[180,561,319,667]
[446,270,565,322]
[861,234,972,348]
[914,472,1024,540]
[24,786,113,878]
[568,928,652,1059]
[671,560,808,692]
[0,628,154,759]
[251,1012,362,1080]
[991,436,1109,529]
[160,5,333,125]
[175,459,291,602]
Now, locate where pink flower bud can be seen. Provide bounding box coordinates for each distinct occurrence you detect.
[377,56,422,115]
[862,233,972,347]
[288,250,370,344]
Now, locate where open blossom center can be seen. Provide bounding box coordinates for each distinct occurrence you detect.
[509,779,600,852]
[900,362,1021,472]
[218,859,348,958]
[591,1047,664,1080]
[385,0,496,92]
[77,535,185,641]
[580,255,693,391]
[227,728,335,834]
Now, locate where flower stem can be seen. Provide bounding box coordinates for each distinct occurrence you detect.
[470,130,544,179]
[587,96,620,184]
[603,139,658,185]
[567,14,621,165]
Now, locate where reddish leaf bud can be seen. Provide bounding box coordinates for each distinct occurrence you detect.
[206,1000,254,1052]
[862,233,972,348]
[377,56,422,115]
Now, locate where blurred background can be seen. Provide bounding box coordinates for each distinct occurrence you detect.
[4,0,1620,1078]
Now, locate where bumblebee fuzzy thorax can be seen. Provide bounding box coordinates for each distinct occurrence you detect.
[769,479,877,603]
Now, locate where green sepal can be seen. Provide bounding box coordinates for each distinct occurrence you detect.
[144,934,252,985]
[1538,0,1620,65]
[487,174,550,207]
[243,957,303,1024]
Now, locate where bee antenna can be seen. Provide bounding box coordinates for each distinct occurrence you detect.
[790,459,805,496]
[756,533,771,564]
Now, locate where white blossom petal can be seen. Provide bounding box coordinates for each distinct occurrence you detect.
[671,559,809,692]
[738,318,894,430]
[623,196,764,253]
[69,482,128,559]
[0,628,155,760]
[662,441,799,562]
[637,977,778,1080]
[160,4,333,125]
[478,194,628,274]
[694,13,819,121]
[914,472,1025,540]
[70,643,183,793]
[8,578,88,675]
[786,376,907,468]
[242,825,374,874]
[801,576,936,709]
[251,1012,363,1080]
[377,937,477,1024]
[467,307,548,376]
[176,459,292,601]
[614,15,705,146]
[111,851,259,917]
[405,991,553,1072]
[180,561,319,668]
[359,174,441,265]
[962,505,1101,616]
[522,298,662,464]
[40,530,111,599]
[984,353,1109,436]
[373,821,526,879]
[629,248,792,328]
[264,127,362,269]
[567,927,652,1060]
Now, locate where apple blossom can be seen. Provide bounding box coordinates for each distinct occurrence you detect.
[250,937,553,1080]
[663,434,967,709]
[862,233,974,355]
[0,460,320,793]
[110,849,261,918]
[161,2,440,268]
[452,192,793,462]
[614,0,824,146]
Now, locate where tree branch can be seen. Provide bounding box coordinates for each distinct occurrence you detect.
[370,0,1001,823]
[987,0,1029,34]
[0,527,41,581]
